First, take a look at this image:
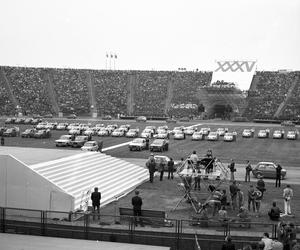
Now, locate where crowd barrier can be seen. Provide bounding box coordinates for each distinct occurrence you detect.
[0,206,292,250]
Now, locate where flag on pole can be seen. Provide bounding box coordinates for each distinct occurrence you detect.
[106,53,109,58]
[110,54,113,58]
[115,54,117,59]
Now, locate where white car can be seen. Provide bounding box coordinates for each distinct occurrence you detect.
[224,132,236,142]
[56,123,68,130]
[84,128,97,136]
[184,127,195,135]
[242,129,254,138]
[69,127,81,135]
[126,129,139,138]
[81,141,99,151]
[207,132,219,141]
[156,132,169,139]
[141,128,153,138]
[55,135,74,147]
[67,123,79,130]
[36,122,47,130]
[273,130,284,139]
[172,126,184,134]
[45,122,57,130]
[287,131,298,140]
[111,128,126,137]
[192,132,204,141]
[258,130,269,138]
[98,128,110,136]
[95,124,105,129]
[128,138,148,151]
[106,124,118,133]
[216,128,226,136]
[173,131,185,140]
[200,127,210,136]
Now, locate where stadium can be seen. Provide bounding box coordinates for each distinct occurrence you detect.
[1,1,300,250]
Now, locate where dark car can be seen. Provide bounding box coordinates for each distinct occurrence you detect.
[252,162,287,179]
[67,114,77,119]
[34,130,51,139]
[21,128,36,138]
[150,139,169,152]
[70,135,89,148]
[3,127,19,137]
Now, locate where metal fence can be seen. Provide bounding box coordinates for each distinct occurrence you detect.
[0,206,284,250]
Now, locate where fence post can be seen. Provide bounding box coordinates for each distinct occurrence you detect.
[0,207,5,233]
[41,210,46,236]
[175,220,182,250]
[84,213,89,239]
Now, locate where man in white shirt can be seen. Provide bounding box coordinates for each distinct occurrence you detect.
[190,151,199,165]
[283,184,293,215]
[261,232,273,250]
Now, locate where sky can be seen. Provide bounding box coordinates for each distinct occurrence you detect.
[0,0,300,73]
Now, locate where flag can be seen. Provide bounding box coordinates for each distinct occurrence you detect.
[110,54,113,58]
[115,54,117,59]
[106,53,108,58]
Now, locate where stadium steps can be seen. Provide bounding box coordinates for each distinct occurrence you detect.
[0,68,19,108]
[164,79,174,114]
[86,71,98,114]
[127,74,135,115]
[43,69,60,114]
[30,152,148,210]
[274,77,299,118]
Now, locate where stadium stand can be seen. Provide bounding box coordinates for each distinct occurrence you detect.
[0,81,15,115]
[52,69,90,115]
[243,71,298,119]
[2,67,53,116]
[92,70,129,116]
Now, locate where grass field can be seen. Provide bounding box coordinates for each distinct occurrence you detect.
[1,118,300,167]
[1,117,300,226]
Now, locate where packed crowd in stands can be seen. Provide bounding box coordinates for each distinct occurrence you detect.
[133,71,171,117]
[280,74,300,120]
[0,82,15,115]
[52,69,90,114]
[3,67,53,116]
[168,71,211,118]
[92,70,128,116]
[244,72,298,119]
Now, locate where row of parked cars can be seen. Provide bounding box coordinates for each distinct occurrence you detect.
[0,126,52,139]
[54,134,101,151]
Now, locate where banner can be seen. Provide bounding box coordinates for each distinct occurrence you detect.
[211,60,257,90]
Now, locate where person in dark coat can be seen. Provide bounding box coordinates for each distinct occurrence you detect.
[167,158,175,179]
[146,154,156,183]
[91,187,101,220]
[276,164,282,188]
[268,201,281,221]
[132,190,143,226]
[221,236,236,250]
[256,177,266,198]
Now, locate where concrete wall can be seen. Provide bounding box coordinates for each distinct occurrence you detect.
[0,155,74,212]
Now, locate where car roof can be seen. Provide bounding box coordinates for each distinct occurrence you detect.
[257,162,275,165]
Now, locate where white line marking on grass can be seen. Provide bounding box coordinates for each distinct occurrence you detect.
[186,123,202,129]
[102,141,131,152]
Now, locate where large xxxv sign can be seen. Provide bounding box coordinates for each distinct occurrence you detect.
[215,61,256,72]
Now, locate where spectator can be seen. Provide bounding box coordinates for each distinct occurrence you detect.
[193,168,201,191]
[276,164,282,188]
[268,201,281,221]
[167,157,175,179]
[229,181,238,211]
[146,154,156,183]
[245,160,252,182]
[190,150,199,165]
[283,184,293,215]
[228,159,236,181]
[256,177,266,198]
[247,185,256,212]
[91,187,101,220]
[131,190,144,227]
[221,236,236,250]
[237,188,245,210]
[254,189,263,216]
[218,205,229,226]
[158,158,165,181]
[261,232,273,250]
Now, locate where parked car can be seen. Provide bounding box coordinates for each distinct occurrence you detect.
[153,155,180,171]
[173,131,185,140]
[81,141,99,151]
[207,132,219,141]
[252,162,287,179]
[128,138,148,151]
[98,128,111,136]
[216,128,227,136]
[141,129,153,138]
[184,127,195,135]
[55,135,74,147]
[3,127,19,137]
[69,127,81,135]
[111,128,126,137]
[192,132,205,141]
[24,118,33,124]
[84,128,97,136]
[242,129,254,138]
[34,129,51,139]
[136,116,147,122]
[14,118,25,124]
[5,118,15,124]
[281,120,295,127]
[199,127,210,136]
[31,118,41,125]
[286,130,298,140]
[155,131,169,139]
[36,122,47,130]
[0,127,6,136]
[70,136,89,148]
[43,114,53,118]
[103,115,112,120]
[126,129,139,138]
[21,128,36,138]
[150,139,169,152]
[257,129,270,138]
[223,132,236,142]
[56,123,69,130]
[273,130,284,139]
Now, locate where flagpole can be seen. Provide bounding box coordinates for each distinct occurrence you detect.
[114,54,116,70]
[105,52,108,70]
[109,53,112,70]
